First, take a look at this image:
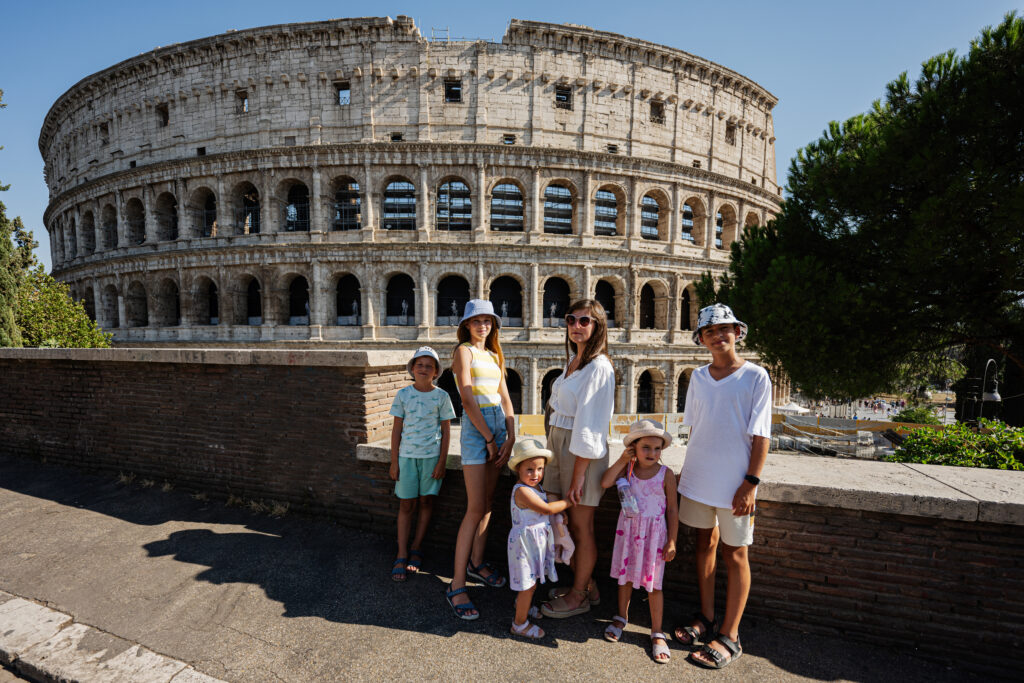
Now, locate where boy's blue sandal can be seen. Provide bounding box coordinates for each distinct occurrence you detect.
[445,587,479,621]
[407,550,423,572]
[689,634,742,669]
[467,561,506,588]
[391,558,408,582]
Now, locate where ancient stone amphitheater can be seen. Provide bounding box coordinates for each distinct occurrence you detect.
[40,15,788,414]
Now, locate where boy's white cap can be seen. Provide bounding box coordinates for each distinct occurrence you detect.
[693,303,748,345]
[508,438,553,472]
[623,419,672,449]
[407,346,441,374]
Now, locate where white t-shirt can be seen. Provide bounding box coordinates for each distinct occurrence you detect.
[678,361,773,508]
[548,354,615,459]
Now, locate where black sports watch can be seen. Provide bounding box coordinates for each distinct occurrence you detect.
[744,474,761,486]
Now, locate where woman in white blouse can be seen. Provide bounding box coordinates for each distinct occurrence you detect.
[540,299,616,618]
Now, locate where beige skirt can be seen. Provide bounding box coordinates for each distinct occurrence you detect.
[542,426,609,507]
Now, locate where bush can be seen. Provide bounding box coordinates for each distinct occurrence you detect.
[892,405,941,425]
[16,266,111,348]
[886,419,1024,470]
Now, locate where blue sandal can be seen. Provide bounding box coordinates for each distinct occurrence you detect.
[467,561,507,588]
[407,550,424,572]
[391,558,408,582]
[445,587,479,621]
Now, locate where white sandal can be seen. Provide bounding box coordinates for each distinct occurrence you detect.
[651,631,671,663]
[510,619,545,640]
[527,605,543,620]
[604,615,627,642]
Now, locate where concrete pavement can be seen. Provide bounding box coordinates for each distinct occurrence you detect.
[0,454,993,682]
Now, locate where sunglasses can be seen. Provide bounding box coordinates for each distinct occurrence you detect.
[564,314,594,327]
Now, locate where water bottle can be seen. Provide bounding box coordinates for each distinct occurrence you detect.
[616,478,639,517]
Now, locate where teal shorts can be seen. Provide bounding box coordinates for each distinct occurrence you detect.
[395,456,443,499]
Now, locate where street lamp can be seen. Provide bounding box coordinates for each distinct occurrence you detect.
[979,358,1002,419]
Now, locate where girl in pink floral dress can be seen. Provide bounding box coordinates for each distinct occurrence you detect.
[599,420,679,663]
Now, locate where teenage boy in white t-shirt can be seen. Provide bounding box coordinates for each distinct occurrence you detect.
[674,304,772,670]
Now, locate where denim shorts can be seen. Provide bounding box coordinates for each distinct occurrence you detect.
[460,405,507,466]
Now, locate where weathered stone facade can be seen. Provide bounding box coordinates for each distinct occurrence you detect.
[39,16,788,413]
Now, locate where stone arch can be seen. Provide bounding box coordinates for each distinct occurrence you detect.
[639,188,670,241]
[488,274,523,326]
[381,177,416,231]
[188,187,217,238]
[543,179,576,235]
[152,277,181,326]
[52,221,65,265]
[101,203,118,250]
[638,278,670,330]
[235,274,264,325]
[680,283,697,330]
[67,216,78,257]
[385,272,416,324]
[715,202,738,249]
[125,281,148,327]
[541,368,562,410]
[80,211,96,255]
[285,274,310,324]
[334,273,361,324]
[637,367,666,414]
[100,283,119,328]
[681,196,706,246]
[330,175,361,231]
[676,367,695,412]
[278,180,310,232]
[594,278,622,328]
[80,286,96,321]
[505,368,523,416]
[489,179,525,232]
[192,275,220,325]
[743,210,760,239]
[593,183,626,236]
[231,182,261,235]
[542,276,571,326]
[436,176,472,231]
[437,274,471,325]
[155,192,178,241]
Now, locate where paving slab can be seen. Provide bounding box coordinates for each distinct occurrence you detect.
[905,463,1024,525]
[0,597,72,666]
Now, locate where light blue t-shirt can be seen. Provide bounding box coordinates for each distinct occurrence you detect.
[389,385,457,459]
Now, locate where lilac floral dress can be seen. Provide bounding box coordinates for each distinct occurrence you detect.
[507,483,558,591]
[610,465,668,592]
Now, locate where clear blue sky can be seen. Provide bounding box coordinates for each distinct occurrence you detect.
[2,0,1020,271]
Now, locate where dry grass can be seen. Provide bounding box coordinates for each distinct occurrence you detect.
[117,472,135,486]
[161,481,174,492]
[268,500,289,517]
[139,479,155,488]
[191,491,208,501]
[226,494,244,507]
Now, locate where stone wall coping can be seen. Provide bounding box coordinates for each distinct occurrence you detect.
[357,429,1024,525]
[0,347,409,368]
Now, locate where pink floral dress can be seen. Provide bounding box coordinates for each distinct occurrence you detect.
[610,465,668,592]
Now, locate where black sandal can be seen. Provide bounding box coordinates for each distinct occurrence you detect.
[689,633,742,669]
[673,612,716,646]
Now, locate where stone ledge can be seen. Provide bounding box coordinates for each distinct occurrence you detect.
[0,347,409,368]
[357,431,1024,525]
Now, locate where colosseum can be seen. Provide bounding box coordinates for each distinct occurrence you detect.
[40,15,790,414]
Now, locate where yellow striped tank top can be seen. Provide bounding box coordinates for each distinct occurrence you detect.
[461,342,502,408]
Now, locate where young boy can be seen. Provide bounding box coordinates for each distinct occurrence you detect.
[389,346,456,582]
[674,304,772,669]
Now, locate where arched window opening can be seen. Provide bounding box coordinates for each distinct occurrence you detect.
[436,180,472,231]
[543,277,571,327]
[101,204,118,250]
[101,285,119,328]
[155,193,178,241]
[594,188,619,236]
[382,180,415,230]
[637,371,655,413]
[543,183,573,234]
[489,276,522,326]
[234,184,260,235]
[437,275,470,325]
[639,283,656,329]
[154,280,180,327]
[67,218,78,257]
[506,369,523,416]
[191,189,216,238]
[437,369,463,419]
[677,372,690,413]
[386,274,416,324]
[336,275,361,325]
[246,279,262,325]
[124,199,146,245]
[284,184,310,232]
[640,194,661,240]
[715,210,724,248]
[490,183,524,232]
[541,369,562,411]
[288,276,310,324]
[332,178,361,231]
[680,289,692,330]
[595,280,617,327]
[207,282,219,324]
[681,202,696,243]
[80,289,96,321]
[125,282,148,328]
[81,212,96,255]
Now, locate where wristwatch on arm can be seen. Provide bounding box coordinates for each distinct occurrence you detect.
[744,474,761,486]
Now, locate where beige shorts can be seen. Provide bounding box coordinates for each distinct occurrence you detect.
[678,495,755,547]
[542,426,609,507]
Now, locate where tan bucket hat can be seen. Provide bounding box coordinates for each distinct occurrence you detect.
[508,438,553,472]
[623,419,672,449]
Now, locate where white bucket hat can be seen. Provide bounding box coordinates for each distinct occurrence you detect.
[459,299,501,328]
[508,438,553,472]
[623,419,672,449]
[407,346,441,376]
[693,303,748,345]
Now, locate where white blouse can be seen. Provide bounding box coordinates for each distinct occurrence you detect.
[548,354,615,460]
